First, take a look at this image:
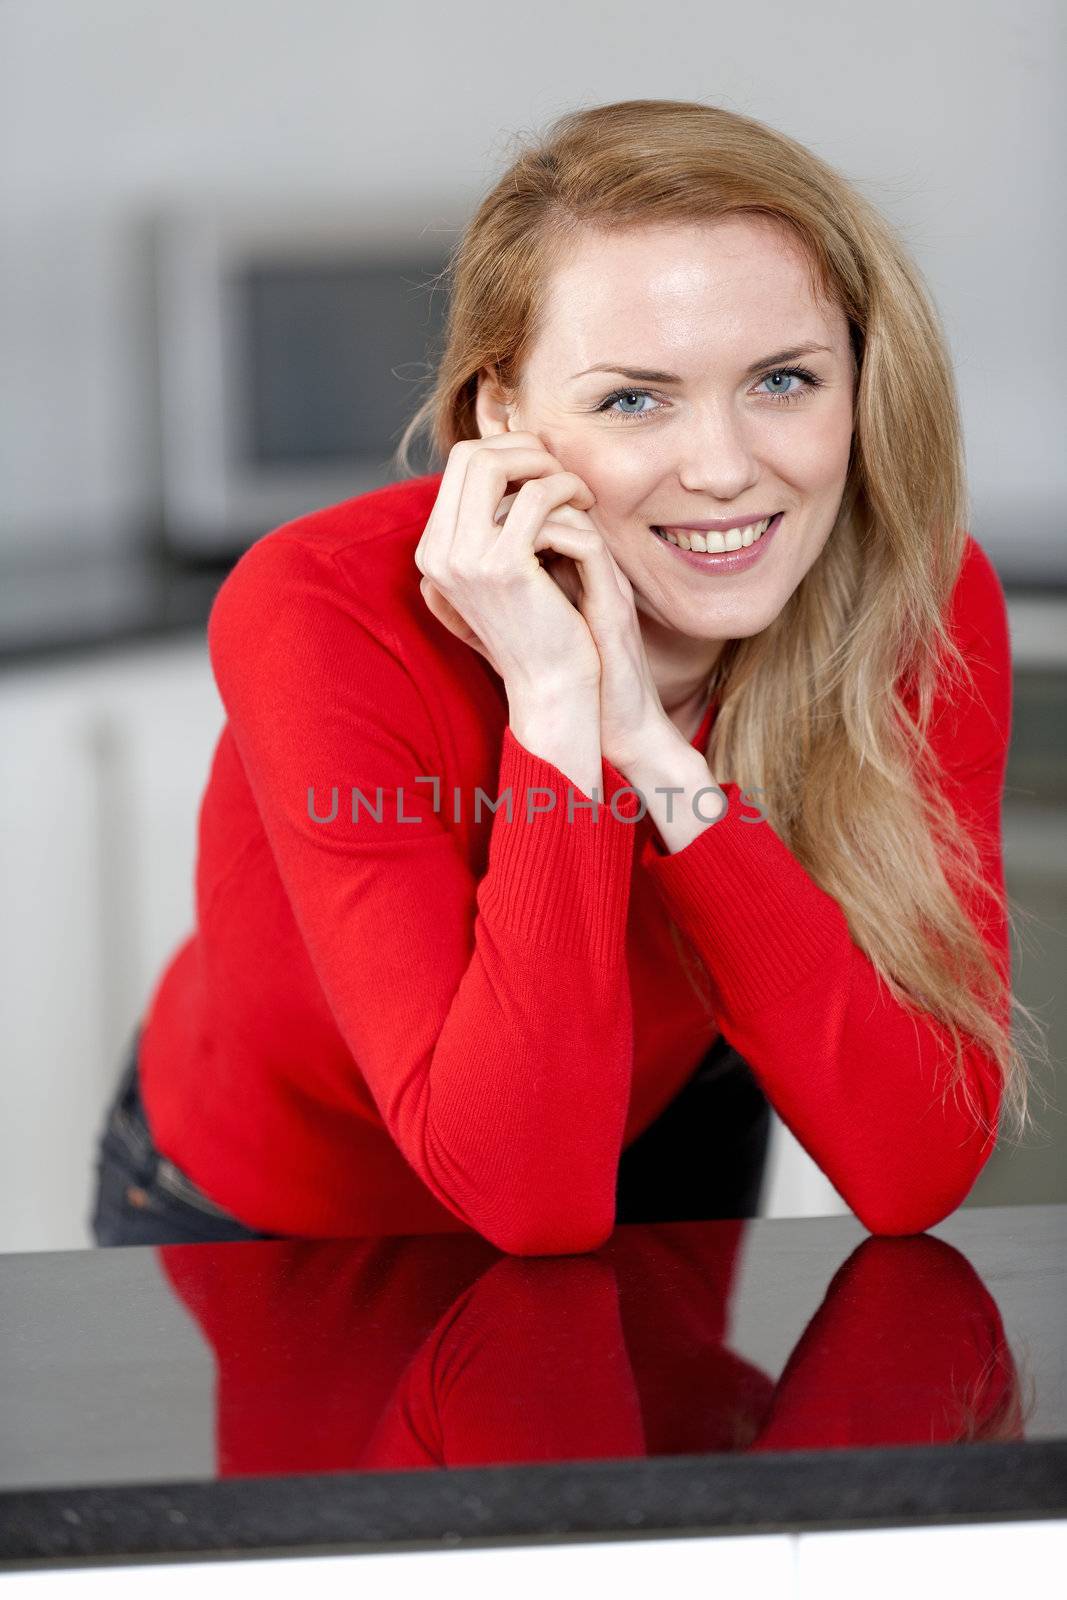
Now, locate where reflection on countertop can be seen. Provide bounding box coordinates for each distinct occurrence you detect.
[0,1203,1063,1562]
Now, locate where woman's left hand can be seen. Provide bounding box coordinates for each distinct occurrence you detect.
[496,493,681,775]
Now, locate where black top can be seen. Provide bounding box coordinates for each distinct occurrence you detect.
[1,1203,1064,1566]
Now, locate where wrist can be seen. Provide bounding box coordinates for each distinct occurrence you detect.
[605,714,697,785]
[507,686,602,801]
[621,740,726,855]
[506,673,599,723]
[507,687,600,750]
[622,737,714,804]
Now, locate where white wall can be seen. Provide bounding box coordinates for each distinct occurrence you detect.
[1,0,1063,569]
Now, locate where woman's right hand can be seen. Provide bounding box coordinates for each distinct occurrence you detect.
[414,434,605,699]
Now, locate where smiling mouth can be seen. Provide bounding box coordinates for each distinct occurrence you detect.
[651,515,779,553]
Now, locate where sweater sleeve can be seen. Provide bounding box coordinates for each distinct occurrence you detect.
[207,533,640,1257]
[628,538,1012,1237]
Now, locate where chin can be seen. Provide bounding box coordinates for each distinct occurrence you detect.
[669,594,783,640]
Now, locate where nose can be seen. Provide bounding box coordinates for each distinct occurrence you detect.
[674,401,761,504]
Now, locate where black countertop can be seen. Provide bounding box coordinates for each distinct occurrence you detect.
[1,1204,1064,1567]
[0,545,235,669]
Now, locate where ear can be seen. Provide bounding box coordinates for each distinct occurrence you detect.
[474,366,513,438]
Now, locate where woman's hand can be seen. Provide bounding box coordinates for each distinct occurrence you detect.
[527,505,681,774]
[414,434,605,699]
[416,431,687,778]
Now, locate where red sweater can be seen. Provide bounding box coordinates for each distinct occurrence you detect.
[138,473,1012,1251]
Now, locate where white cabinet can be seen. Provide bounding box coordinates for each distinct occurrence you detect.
[0,638,224,1253]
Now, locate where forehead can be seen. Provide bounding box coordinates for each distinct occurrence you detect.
[532,216,842,371]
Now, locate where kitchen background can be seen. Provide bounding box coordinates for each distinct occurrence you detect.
[1,0,1063,1253]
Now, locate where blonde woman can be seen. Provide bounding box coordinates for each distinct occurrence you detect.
[91,99,1042,1252]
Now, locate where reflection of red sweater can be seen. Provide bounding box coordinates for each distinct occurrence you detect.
[139,474,1011,1249]
[158,1226,1020,1477]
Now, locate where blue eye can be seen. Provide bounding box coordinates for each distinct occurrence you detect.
[598,389,661,420]
[594,365,824,423]
[757,368,819,403]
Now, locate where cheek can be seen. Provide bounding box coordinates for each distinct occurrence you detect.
[767,416,851,489]
[782,407,854,487]
[543,431,656,510]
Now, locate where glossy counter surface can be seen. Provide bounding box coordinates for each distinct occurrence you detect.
[1,1204,1064,1564]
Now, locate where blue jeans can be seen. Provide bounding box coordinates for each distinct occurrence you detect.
[91,1025,770,1246]
[90,1026,272,1247]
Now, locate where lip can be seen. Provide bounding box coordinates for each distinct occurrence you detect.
[651,512,784,573]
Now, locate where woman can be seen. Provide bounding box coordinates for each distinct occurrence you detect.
[91,98,1040,1252]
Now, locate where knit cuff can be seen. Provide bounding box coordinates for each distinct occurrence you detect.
[476,727,640,963]
[637,780,850,1012]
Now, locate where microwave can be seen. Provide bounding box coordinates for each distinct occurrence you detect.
[151,203,455,559]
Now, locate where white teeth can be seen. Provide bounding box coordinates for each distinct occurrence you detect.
[654,515,774,551]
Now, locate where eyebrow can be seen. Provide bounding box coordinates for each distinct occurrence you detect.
[568,345,835,384]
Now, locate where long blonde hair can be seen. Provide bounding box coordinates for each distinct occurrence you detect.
[394,98,1050,1146]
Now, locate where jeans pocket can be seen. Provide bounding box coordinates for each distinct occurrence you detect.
[90,1124,165,1245]
[91,1027,269,1245]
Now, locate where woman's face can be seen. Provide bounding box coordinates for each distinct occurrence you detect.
[480,215,857,645]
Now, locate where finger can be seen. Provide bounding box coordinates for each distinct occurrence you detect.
[495,492,598,532]
[600,541,639,607]
[551,513,635,607]
[486,473,598,572]
[462,450,594,565]
[496,492,633,601]
[421,437,571,575]
[416,438,485,575]
[447,435,560,529]
[529,523,631,624]
[536,549,583,608]
[416,437,542,575]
